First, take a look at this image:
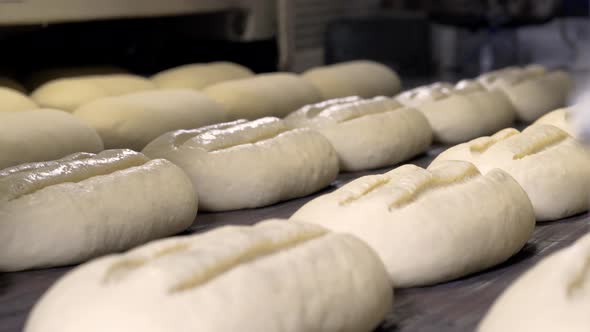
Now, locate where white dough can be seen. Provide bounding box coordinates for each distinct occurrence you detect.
[0,87,37,112]
[478,65,572,122]
[32,74,157,111]
[533,107,577,137]
[292,161,535,287]
[152,61,254,90]
[0,149,198,272]
[143,117,339,211]
[396,80,516,144]
[203,73,322,120]
[284,96,432,171]
[25,220,392,332]
[73,89,227,151]
[478,232,590,332]
[26,65,127,90]
[431,125,590,221]
[0,109,104,169]
[302,60,402,99]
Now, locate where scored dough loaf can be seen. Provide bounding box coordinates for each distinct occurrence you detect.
[396,81,515,144]
[25,220,392,332]
[142,117,339,211]
[203,73,322,120]
[431,124,590,221]
[31,74,157,111]
[73,89,227,151]
[0,109,103,169]
[0,76,26,93]
[26,65,127,90]
[291,160,535,287]
[0,87,37,112]
[533,107,577,137]
[478,232,590,332]
[0,149,198,272]
[152,61,254,90]
[478,65,572,122]
[302,60,402,99]
[284,96,432,171]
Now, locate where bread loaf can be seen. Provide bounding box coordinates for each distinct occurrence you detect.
[152,62,254,90]
[73,89,226,151]
[292,161,535,287]
[0,87,37,112]
[25,219,392,332]
[302,60,402,99]
[32,74,156,111]
[431,125,590,220]
[0,109,103,169]
[0,149,198,271]
[284,96,432,171]
[479,232,590,332]
[203,73,322,120]
[142,117,339,211]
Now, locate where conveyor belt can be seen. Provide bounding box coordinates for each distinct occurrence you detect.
[0,143,588,332]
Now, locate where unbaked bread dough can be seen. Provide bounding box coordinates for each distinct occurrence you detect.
[478,232,590,332]
[203,73,322,120]
[533,107,577,137]
[396,81,515,144]
[478,65,572,122]
[73,89,227,151]
[0,77,26,93]
[0,109,104,169]
[0,87,37,112]
[142,117,339,211]
[32,74,157,111]
[302,60,402,99]
[26,66,127,90]
[431,124,590,220]
[152,62,254,90]
[25,219,392,332]
[291,160,535,287]
[0,149,198,272]
[284,96,432,171]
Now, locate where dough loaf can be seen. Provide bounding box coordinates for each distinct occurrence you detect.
[0,87,37,112]
[0,109,103,169]
[478,65,572,122]
[396,81,515,144]
[32,74,156,111]
[292,160,535,287]
[73,89,227,151]
[302,60,402,99]
[142,117,339,211]
[533,107,577,137]
[0,149,198,272]
[204,73,322,120]
[431,124,590,220]
[284,96,432,171]
[26,65,127,90]
[152,61,254,90]
[0,77,26,93]
[25,219,392,332]
[478,232,590,332]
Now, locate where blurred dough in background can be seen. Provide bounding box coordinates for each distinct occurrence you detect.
[0,76,26,93]
[152,61,254,90]
[26,66,128,91]
[0,87,37,112]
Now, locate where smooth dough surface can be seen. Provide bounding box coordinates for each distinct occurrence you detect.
[0,109,104,169]
[32,74,157,111]
[73,89,227,151]
[152,62,254,90]
[396,80,515,144]
[284,96,432,171]
[431,125,590,221]
[142,117,339,211]
[291,161,535,287]
[0,149,198,272]
[478,65,572,122]
[203,73,322,120]
[25,219,392,332]
[302,60,402,99]
[478,232,590,332]
[0,77,26,93]
[26,65,127,90]
[0,87,37,112]
[533,107,577,137]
